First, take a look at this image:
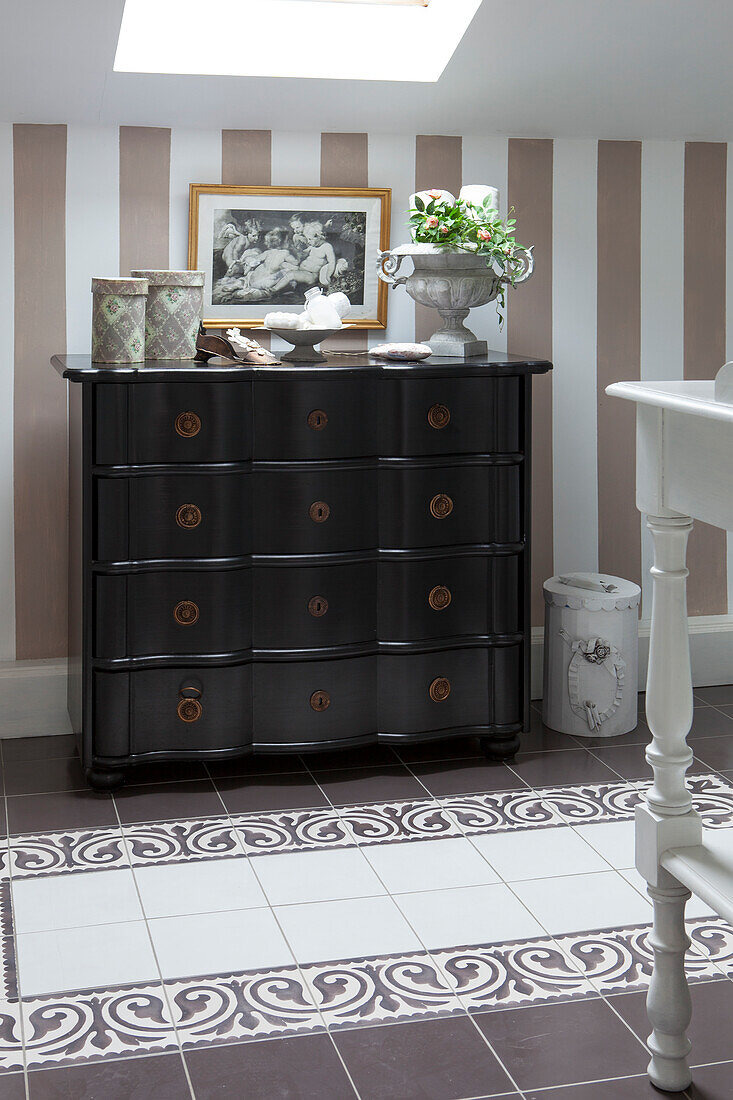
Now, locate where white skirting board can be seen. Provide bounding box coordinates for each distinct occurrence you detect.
[531,614,733,700]
[0,659,72,739]
[1,620,733,738]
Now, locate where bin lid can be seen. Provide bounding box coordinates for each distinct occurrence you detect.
[130,269,205,286]
[543,572,641,611]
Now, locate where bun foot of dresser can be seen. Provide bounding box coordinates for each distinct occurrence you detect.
[86,767,127,792]
[480,734,520,762]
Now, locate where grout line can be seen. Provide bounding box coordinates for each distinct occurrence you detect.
[3,746,30,1097]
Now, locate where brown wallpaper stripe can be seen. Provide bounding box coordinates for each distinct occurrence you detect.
[321,133,369,352]
[507,138,554,627]
[13,124,68,659]
[222,129,271,186]
[220,129,273,348]
[119,126,171,276]
[597,140,641,589]
[414,135,462,342]
[684,142,728,616]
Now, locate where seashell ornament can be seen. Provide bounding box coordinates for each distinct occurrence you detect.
[369,342,432,361]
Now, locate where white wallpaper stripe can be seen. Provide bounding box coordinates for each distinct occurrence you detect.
[368,131,416,345]
[271,130,321,188]
[0,124,15,662]
[169,129,222,272]
[551,139,598,577]
[66,126,119,355]
[461,135,509,355]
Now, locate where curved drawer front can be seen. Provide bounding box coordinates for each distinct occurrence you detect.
[254,377,376,460]
[380,464,522,549]
[93,665,253,758]
[94,569,252,659]
[253,657,377,749]
[95,381,253,465]
[254,562,376,650]
[380,376,521,456]
[380,645,521,736]
[379,555,521,641]
[254,468,377,554]
[95,472,251,561]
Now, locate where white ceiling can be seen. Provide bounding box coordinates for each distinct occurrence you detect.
[2,0,733,138]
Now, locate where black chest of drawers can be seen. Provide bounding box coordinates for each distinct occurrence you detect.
[54,352,552,790]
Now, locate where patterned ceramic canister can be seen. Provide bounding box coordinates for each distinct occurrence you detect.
[91,277,148,363]
[130,270,205,359]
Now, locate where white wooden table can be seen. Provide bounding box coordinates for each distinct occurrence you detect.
[608,376,733,1092]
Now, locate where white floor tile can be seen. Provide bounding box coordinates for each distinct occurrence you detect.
[12,869,143,933]
[134,857,266,918]
[363,837,500,894]
[275,895,423,963]
[395,883,545,950]
[470,825,609,882]
[511,870,652,935]
[254,847,385,906]
[17,921,157,996]
[149,907,295,979]
[572,820,637,869]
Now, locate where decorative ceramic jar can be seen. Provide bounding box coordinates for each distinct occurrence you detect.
[130,270,205,359]
[542,573,641,739]
[376,243,533,358]
[91,277,148,364]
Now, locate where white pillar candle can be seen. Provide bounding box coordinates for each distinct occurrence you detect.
[459,184,500,215]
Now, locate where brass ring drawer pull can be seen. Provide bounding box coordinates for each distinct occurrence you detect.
[310,689,331,712]
[430,493,453,519]
[174,600,199,626]
[309,500,331,523]
[428,585,452,611]
[176,503,202,529]
[429,677,451,703]
[307,409,328,431]
[177,681,203,723]
[427,403,450,429]
[175,411,201,438]
[308,595,329,617]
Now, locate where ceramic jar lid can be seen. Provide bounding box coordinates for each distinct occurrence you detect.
[92,277,148,296]
[543,572,641,611]
[130,269,205,286]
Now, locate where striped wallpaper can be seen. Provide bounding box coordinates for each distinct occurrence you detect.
[3,125,733,663]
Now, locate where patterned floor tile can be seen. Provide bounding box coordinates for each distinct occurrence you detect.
[166,966,325,1049]
[337,799,462,847]
[300,950,464,1031]
[122,818,240,868]
[441,788,566,835]
[233,807,353,856]
[10,828,129,879]
[22,981,178,1069]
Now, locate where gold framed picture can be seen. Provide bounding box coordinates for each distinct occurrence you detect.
[188,184,391,329]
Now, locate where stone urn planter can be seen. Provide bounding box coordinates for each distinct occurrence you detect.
[376,243,533,357]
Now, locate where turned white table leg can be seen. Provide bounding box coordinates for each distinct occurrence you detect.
[646,883,693,1092]
[636,514,701,1092]
[645,514,695,817]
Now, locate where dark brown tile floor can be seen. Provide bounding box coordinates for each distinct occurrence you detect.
[4,688,733,1098]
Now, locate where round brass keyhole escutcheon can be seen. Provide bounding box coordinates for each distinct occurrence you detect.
[310,690,331,712]
[176,503,202,529]
[307,409,328,431]
[429,677,451,703]
[177,697,202,722]
[309,501,331,523]
[175,411,201,438]
[428,585,452,611]
[174,600,199,626]
[430,493,453,520]
[308,595,329,618]
[427,403,450,430]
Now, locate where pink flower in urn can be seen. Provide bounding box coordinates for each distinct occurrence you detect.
[477,228,492,242]
[427,189,443,199]
[439,224,449,235]
[425,215,440,228]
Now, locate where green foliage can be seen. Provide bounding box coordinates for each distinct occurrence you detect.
[409,193,529,325]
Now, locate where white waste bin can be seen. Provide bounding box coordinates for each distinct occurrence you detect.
[542,573,641,739]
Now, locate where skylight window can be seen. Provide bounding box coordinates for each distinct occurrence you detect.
[114,0,481,82]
